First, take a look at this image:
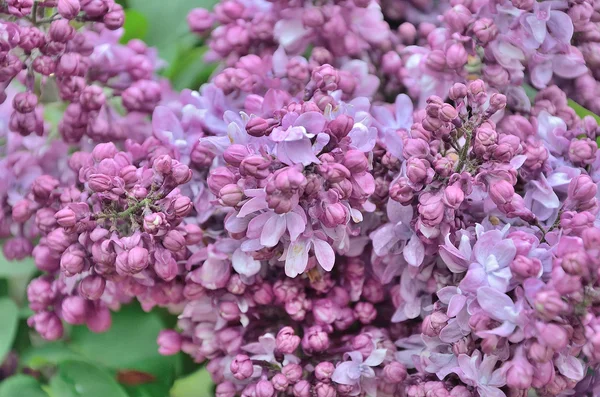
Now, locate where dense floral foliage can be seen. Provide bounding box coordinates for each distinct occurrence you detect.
[3,0,600,396]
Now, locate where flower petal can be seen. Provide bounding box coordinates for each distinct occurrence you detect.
[313,238,335,271]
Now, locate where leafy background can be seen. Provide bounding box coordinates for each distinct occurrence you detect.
[3,1,600,395]
[0,0,217,395]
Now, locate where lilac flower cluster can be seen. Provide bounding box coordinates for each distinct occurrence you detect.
[1,1,166,260]
[11,0,600,396]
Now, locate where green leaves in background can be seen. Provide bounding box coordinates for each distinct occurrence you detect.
[120,10,149,44]
[170,368,214,397]
[49,360,129,397]
[0,375,48,397]
[0,251,35,278]
[0,298,19,363]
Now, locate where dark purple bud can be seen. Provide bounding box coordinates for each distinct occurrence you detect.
[174,196,193,218]
[27,277,55,311]
[32,175,59,202]
[13,92,38,113]
[33,56,56,76]
[28,312,63,341]
[245,117,270,137]
[116,246,149,275]
[58,0,81,19]
[80,0,111,18]
[80,85,106,111]
[60,245,86,276]
[49,19,75,43]
[61,296,88,325]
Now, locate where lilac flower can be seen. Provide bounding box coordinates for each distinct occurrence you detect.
[476,287,526,337]
[372,94,413,159]
[242,333,300,367]
[331,348,387,396]
[455,350,507,397]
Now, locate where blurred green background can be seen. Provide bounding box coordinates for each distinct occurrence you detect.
[0,0,218,395]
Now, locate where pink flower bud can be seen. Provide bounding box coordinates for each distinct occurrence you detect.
[472,18,497,44]
[61,296,88,325]
[443,185,464,209]
[32,175,59,202]
[12,199,34,223]
[255,380,274,397]
[162,230,186,252]
[319,163,350,184]
[321,202,348,228]
[218,301,240,321]
[174,196,193,218]
[328,115,354,139]
[381,51,402,74]
[245,117,271,137]
[60,245,86,276]
[27,277,55,311]
[536,322,568,351]
[282,363,303,383]
[116,247,149,275]
[489,179,514,205]
[354,301,376,324]
[86,304,112,333]
[13,92,38,113]
[103,4,125,30]
[240,155,271,179]
[55,207,77,228]
[33,245,60,272]
[534,290,569,320]
[312,64,339,91]
[568,174,597,206]
[313,361,334,382]
[445,43,468,70]
[154,248,178,281]
[28,311,63,341]
[568,138,597,165]
[157,330,182,355]
[292,380,310,397]
[224,144,250,167]
[302,326,329,354]
[230,354,253,380]
[88,174,112,192]
[219,184,244,207]
[506,350,534,389]
[171,163,192,185]
[79,275,106,300]
[383,362,407,383]
[418,192,444,225]
[215,382,236,397]
[406,158,431,185]
[271,374,289,391]
[58,0,80,19]
[314,382,336,397]
[342,150,369,174]
[510,255,542,278]
[444,5,472,32]
[188,8,214,33]
[276,326,301,354]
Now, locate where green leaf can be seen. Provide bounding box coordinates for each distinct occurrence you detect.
[120,10,149,44]
[166,46,217,90]
[0,375,48,397]
[128,0,218,63]
[0,298,19,362]
[567,99,600,124]
[69,305,170,370]
[170,368,214,397]
[0,251,36,277]
[121,356,179,397]
[21,342,82,370]
[49,360,128,397]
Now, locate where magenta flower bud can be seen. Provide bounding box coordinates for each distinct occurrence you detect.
[389,177,414,205]
[302,326,329,354]
[174,196,193,218]
[103,4,125,30]
[354,301,377,324]
[157,330,182,356]
[406,158,430,185]
[282,363,303,383]
[154,248,178,281]
[188,8,214,33]
[32,175,59,202]
[276,326,301,354]
[80,0,111,17]
[61,296,88,325]
[319,163,351,184]
[46,228,74,254]
[383,362,407,384]
[60,246,86,276]
[35,208,56,234]
[2,237,32,261]
[271,374,289,391]
[218,301,240,321]
[398,22,417,43]
[253,283,274,305]
[86,304,112,333]
[273,167,306,192]
[33,245,60,272]
[245,117,271,137]
[445,43,468,70]
[438,104,458,123]
[568,174,597,205]
[422,311,449,337]
[403,138,430,159]
[321,202,348,228]
[162,230,186,253]
[55,207,77,228]
[449,83,467,101]
[153,154,173,175]
[219,184,244,207]
[28,312,64,341]
[290,381,311,397]
[312,64,339,91]
[536,322,568,351]
[255,380,274,397]
[314,382,335,397]
[381,51,402,74]
[79,275,105,300]
[351,334,374,358]
[88,174,112,192]
[240,155,271,179]
[569,139,597,165]
[342,150,369,174]
[49,19,75,43]
[426,50,446,72]
[58,0,80,19]
[313,362,334,382]
[529,342,553,363]
[13,92,38,114]
[12,199,33,223]
[171,163,192,185]
[223,144,250,167]
[534,290,569,319]
[489,179,514,205]
[27,277,55,311]
[510,255,542,278]
[79,85,106,111]
[506,354,534,390]
[488,93,507,114]
[215,382,236,397]
[328,114,354,139]
[443,185,464,210]
[444,5,472,32]
[302,8,325,27]
[116,247,149,275]
[230,354,253,380]
[472,18,497,44]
